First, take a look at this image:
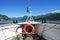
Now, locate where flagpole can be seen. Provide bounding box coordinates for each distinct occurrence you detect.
[26,0,34,22]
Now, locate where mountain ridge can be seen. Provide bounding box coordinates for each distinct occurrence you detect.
[35,12,60,20]
[0,14,10,21]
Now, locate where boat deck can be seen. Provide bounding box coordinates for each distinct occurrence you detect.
[0,23,60,40]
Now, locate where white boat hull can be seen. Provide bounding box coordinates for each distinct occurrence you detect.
[0,23,60,40]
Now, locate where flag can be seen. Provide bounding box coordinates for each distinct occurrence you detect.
[27,7,29,12]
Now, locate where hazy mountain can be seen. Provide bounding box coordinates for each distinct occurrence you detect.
[10,10,60,20]
[35,11,60,20]
[0,14,10,21]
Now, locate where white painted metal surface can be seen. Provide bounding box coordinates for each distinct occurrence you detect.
[36,23,60,40]
[0,24,20,40]
[0,23,60,40]
[18,22,40,24]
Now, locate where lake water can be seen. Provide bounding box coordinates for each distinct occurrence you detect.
[0,18,60,25]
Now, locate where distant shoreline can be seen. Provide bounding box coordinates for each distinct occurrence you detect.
[0,14,10,21]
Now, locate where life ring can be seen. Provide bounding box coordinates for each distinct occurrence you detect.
[23,24,35,34]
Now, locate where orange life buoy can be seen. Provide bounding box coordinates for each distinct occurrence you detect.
[23,24,35,34]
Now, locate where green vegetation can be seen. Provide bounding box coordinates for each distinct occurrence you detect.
[35,13,60,20]
[0,14,10,21]
[18,12,60,20]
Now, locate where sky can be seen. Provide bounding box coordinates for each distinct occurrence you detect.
[0,0,60,17]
